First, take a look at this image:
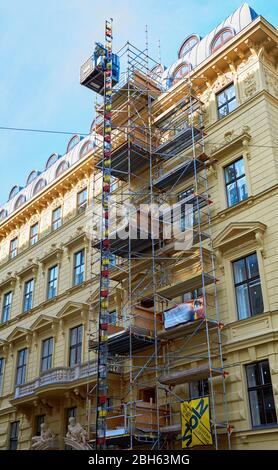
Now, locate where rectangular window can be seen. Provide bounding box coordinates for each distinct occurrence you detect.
[108,310,117,326]
[41,337,53,372]
[0,358,4,393]
[216,83,236,119]
[69,325,83,366]
[2,291,13,323]
[23,279,34,312]
[73,249,85,286]
[30,223,39,246]
[35,415,45,436]
[52,207,62,231]
[189,379,209,399]
[233,253,264,320]
[178,187,198,229]
[246,360,277,427]
[224,158,248,207]
[9,421,20,450]
[77,188,87,214]
[47,265,58,299]
[10,238,18,259]
[16,348,27,385]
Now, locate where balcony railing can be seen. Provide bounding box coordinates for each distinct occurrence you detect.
[14,361,121,400]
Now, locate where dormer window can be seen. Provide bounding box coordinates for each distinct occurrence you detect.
[211,27,234,53]
[45,153,59,170]
[79,140,95,159]
[178,35,200,58]
[8,186,20,201]
[172,62,191,85]
[0,209,7,222]
[14,195,26,211]
[55,160,69,178]
[67,135,81,153]
[26,170,39,185]
[33,178,46,196]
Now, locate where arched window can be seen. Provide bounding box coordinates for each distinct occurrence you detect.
[33,178,47,196]
[0,209,7,221]
[8,186,20,201]
[55,160,69,178]
[211,28,234,53]
[46,153,59,170]
[14,195,26,210]
[26,170,39,185]
[79,140,95,159]
[178,35,200,58]
[67,134,81,153]
[150,64,164,81]
[172,62,191,85]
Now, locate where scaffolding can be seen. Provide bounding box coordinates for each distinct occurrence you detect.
[81,21,231,450]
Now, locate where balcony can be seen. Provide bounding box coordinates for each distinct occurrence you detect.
[13,361,121,403]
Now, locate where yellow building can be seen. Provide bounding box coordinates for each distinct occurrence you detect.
[1,3,278,450]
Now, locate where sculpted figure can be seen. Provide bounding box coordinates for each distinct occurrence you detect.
[66,417,88,445]
[31,423,56,450]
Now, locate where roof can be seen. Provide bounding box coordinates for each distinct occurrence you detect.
[161,3,258,87]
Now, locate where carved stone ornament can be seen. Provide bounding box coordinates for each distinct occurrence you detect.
[243,71,257,99]
[265,69,278,99]
[64,417,91,450]
[31,423,58,450]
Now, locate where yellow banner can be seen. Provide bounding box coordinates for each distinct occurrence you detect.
[181,397,212,448]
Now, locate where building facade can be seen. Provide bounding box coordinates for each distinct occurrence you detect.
[1,3,278,450]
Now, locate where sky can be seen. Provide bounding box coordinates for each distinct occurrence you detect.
[0,0,277,205]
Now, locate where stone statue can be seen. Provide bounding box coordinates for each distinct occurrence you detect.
[31,423,56,450]
[66,417,88,445]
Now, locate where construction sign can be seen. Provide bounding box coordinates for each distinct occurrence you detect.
[181,397,213,448]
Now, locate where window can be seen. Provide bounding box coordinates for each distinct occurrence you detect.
[30,223,39,246]
[33,178,46,196]
[16,348,27,385]
[77,188,87,214]
[224,158,248,207]
[79,140,95,159]
[211,27,234,53]
[216,83,236,119]
[233,253,264,320]
[35,415,45,435]
[45,153,59,170]
[41,337,53,372]
[9,421,20,450]
[172,62,191,85]
[109,253,116,268]
[2,291,13,323]
[109,310,117,326]
[110,176,118,192]
[246,360,277,427]
[0,358,4,393]
[56,160,69,178]
[73,249,85,286]
[178,187,196,229]
[189,379,209,399]
[10,238,18,259]
[0,209,7,221]
[47,265,58,299]
[139,387,156,403]
[178,35,199,58]
[14,195,26,210]
[26,170,39,185]
[23,279,34,312]
[52,207,62,231]
[69,325,83,366]
[67,135,80,153]
[9,185,20,201]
